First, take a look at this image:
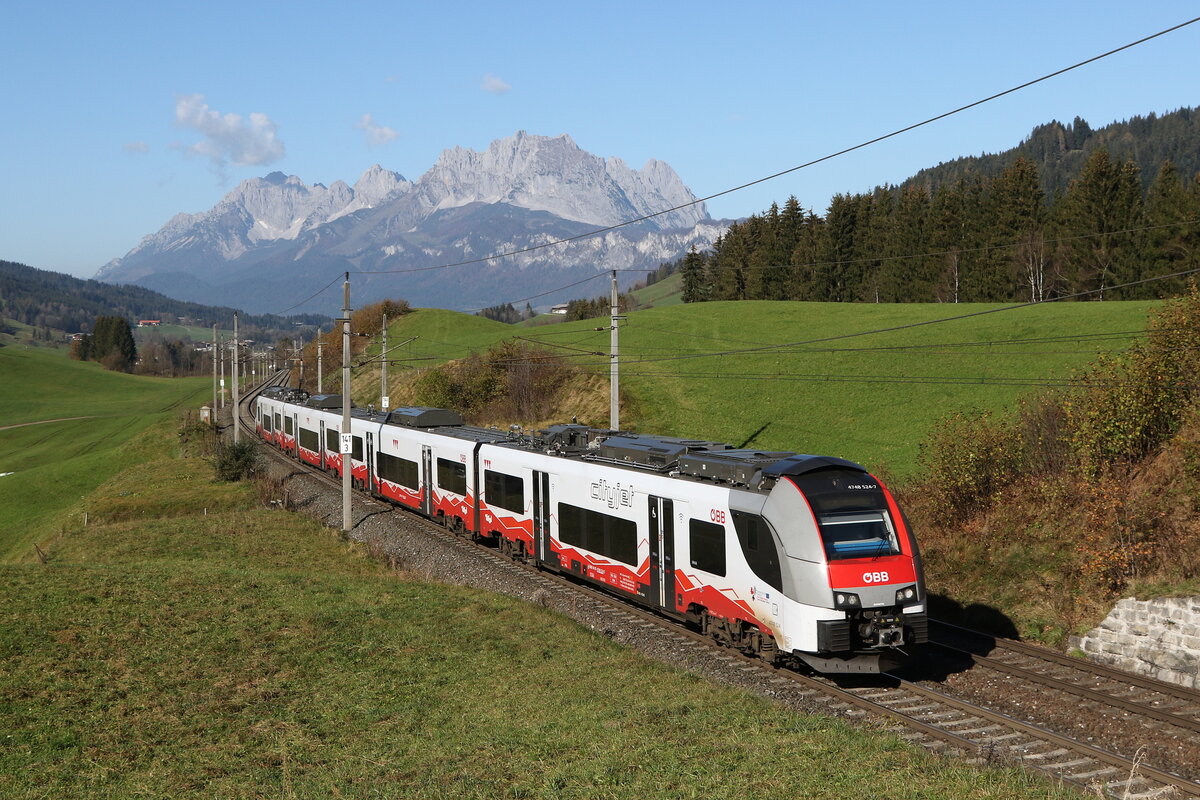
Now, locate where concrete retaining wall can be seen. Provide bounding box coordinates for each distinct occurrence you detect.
[1071,596,1200,688]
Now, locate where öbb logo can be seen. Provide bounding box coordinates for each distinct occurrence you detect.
[862,571,890,584]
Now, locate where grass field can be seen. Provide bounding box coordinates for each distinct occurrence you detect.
[370,300,1155,479]
[630,270,684,309]
[0,417,1077,799]
[0,345,208,561]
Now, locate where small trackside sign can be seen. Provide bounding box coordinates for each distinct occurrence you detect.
[340,433,353,455]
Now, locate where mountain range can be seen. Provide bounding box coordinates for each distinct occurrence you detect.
[97,132,726,313]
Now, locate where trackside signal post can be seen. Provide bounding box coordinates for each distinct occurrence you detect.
[341,273,352,535]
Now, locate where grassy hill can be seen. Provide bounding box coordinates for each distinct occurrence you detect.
[0,410,1075,799]
[0,345,208,561]
[356,300,1155,479]
[629,271,683,308]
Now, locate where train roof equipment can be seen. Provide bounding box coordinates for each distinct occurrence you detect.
[305,393,346,410]
[384,407,465,428]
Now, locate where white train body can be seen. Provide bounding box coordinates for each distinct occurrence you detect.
[256,389,927,672]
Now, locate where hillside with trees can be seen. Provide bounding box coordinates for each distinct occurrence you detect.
[907,108,1200,197]
[682,152,1197,305]
[0,260,328,337]
[676,109,1200,307]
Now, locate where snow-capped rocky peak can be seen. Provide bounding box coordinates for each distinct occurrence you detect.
[417,132,707,228]
[353,164,411,207]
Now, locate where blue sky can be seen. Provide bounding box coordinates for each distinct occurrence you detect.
[3,1,1198,280]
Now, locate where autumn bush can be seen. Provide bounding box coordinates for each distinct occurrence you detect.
[411,340,579,425]
[909,286,1200,642]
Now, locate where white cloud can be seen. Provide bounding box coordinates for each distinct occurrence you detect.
[481,73,512,94]
[123,141,150,153]
[173,93,285,172]
[357,114,398,147]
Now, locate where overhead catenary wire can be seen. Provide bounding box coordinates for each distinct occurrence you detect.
[270,16,1200,317]
[564,265,1200,367]
[350,17,1200,279]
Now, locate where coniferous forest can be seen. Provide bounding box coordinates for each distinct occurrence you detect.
[682,111,1200,305]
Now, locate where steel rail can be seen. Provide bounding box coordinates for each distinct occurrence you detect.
[930,618,1200,709]
[925,639,1200,734]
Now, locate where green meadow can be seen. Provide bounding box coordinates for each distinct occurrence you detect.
[0,344,207,561]
[0,414,1076,799]
[377,299,1155,478]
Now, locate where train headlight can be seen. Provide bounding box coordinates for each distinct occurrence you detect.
[834,592,861,610]
[895,585,917,603]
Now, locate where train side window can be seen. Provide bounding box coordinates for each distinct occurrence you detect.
[284,417,294,436]
[274,413,281,430]
[299,427,319,452]
[352,436,363,461]
[263,414,273,433]
[558,502,637,566]
[437,458,467,496]
[484,469,524,514]
[377,453,419,489]
[325,429,339,452]
[689,519,726,576]
[732,511,782,591]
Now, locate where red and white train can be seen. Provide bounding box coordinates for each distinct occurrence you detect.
[256,386,927,673]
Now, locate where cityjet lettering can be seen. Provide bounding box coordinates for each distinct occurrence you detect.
[591,479,634,510]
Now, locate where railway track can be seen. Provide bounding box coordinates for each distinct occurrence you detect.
[233,380,1200,799]
[928,619,1200,736]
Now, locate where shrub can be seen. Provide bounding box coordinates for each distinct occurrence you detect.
[917,411,1022,522]
[211,439,261,482]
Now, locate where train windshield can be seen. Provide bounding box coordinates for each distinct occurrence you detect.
[793,469,900,561]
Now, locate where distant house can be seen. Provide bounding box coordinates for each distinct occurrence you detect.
[137,320,161,327]
[550,304,569,315]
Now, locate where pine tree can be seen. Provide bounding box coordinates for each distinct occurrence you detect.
[680,247,709,303]
[1141,161,1196,297]
[1056,149,1143,298]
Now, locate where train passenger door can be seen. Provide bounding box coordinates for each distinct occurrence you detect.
[532,470,551,564]
[649,496,675,611]
[318,421,326,470]
[421,445,433,516]
[365,432,376,494]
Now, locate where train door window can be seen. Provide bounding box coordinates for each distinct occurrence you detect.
[689,520,726,576]
[558,503,637,566]
[732,511,782,591]
[263,414,273,433]
[325,429,339,452]
[352,436,364,461]
[484,469,524,513]
[377,453,419,489]
[299,427,319,452]
[274,413,281,430]
[437,458,467,496]
[284,417,294,436]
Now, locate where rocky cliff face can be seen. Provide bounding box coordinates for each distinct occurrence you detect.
[97,132,722,313]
